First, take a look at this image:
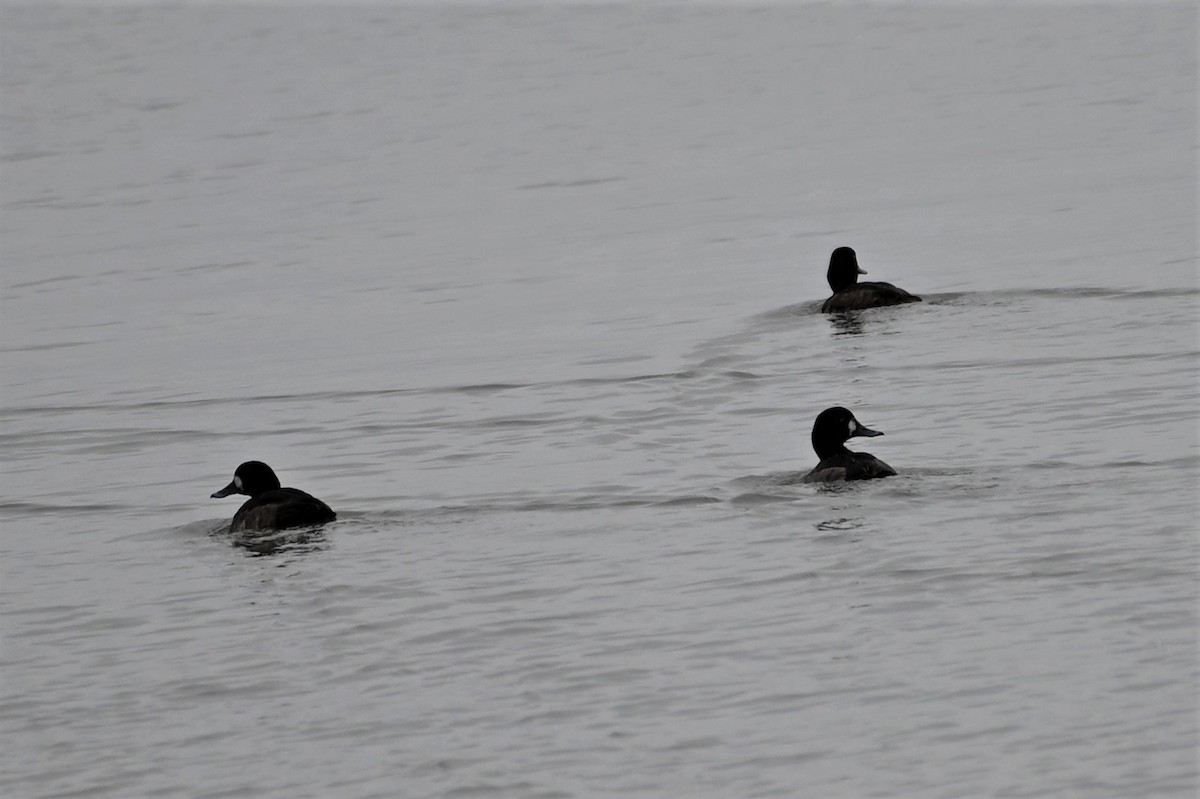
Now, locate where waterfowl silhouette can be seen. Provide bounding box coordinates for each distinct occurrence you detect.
[211,461,336,532]
[821,247,921,312]
[802,407,897,482]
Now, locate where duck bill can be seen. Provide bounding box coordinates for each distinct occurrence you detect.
[211,480,240,499]
[858,267,868,275]
[852,424,883,438]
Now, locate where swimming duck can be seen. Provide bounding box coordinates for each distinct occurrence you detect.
[802,407,897,482]
[211,461,336,532]
[821,247,921,312]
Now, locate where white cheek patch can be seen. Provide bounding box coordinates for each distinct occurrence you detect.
[848,420,858,436]
[234,475,244,491]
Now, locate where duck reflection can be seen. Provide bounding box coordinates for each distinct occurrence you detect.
[826,310,866,336]
[814,516,864,532]
[228,526,329,557]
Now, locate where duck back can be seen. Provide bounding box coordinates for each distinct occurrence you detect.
[230,488,336,533]
[803,451,897,483]
[822,281,921,313]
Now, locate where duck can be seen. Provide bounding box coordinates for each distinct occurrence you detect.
[821,246,921,312]
[211,461,336,532]
[802,407,897,483]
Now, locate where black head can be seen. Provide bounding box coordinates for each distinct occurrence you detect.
[811,406,883,459]
[211,461,282,499]
[826,247,868,293]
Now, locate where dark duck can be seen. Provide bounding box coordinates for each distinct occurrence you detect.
[211,460,336,532]
[821,246,921,312]
[802,407,897,483]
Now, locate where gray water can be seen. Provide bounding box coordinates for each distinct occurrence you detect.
[1,5,1197,798]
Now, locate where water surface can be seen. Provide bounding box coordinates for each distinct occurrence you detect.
[2,5,1196,798]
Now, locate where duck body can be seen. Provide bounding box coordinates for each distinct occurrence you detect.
[804,450,897,483]
[802,406,897,483]
[820,246,921,312]
[822,281,921,313]
[211,461,336,533]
